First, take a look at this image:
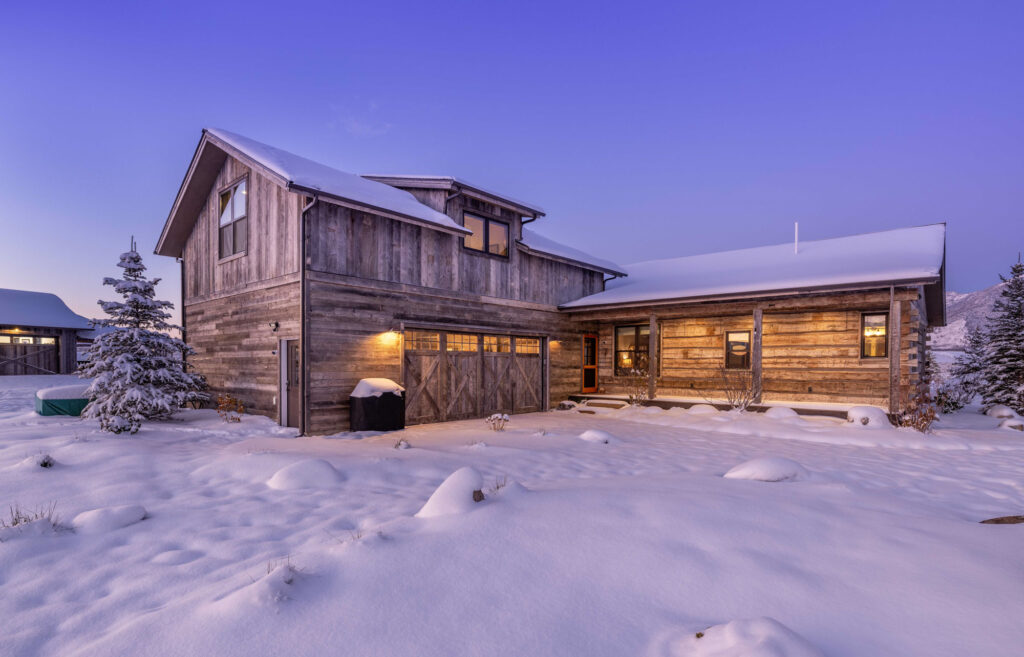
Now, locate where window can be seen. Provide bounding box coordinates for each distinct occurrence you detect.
[483,335,511,353]
[515,337,540,355]
[615,325,649,375]
[861,313,888,358]
[462,213,509,257]
[218,178,247,259]
[0,335,10,343]
[724,331,751,369]
[14,336,33,344]
[405,330,439,351]
[37,337,56,345]
[447,333,478,352]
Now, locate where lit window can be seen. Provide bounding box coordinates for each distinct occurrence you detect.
[15,336,33,344]
[37,337,56,345]
[516,337,540,355]
[219,178,247,259]
[462,213,509,258]
[861,313,888,358]
[404,330,439,351]
[0,335,10,343]
[725,331,751,369]
[446,333,478,352]
[615,325,649,375]
[483,336,511,353]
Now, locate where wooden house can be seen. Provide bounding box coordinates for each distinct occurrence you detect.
[155,129,946,433]
[0,288,91,375]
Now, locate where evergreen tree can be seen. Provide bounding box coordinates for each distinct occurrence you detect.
[950,323,988,398]
[80,241,207,433]
[981,261,1024,413]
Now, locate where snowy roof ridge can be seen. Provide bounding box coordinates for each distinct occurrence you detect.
[561,223,946,309]
[361,174,546,215]
[204,128,469,235]
[0,288,92,329]
[518,228,625,276]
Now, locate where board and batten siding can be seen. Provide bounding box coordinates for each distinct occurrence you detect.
[181,155,301,303]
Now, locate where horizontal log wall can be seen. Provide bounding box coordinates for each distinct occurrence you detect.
[659,315,755,397]
[184,282,300,420]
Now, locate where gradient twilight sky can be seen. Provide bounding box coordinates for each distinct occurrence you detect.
[1,1,1022,324]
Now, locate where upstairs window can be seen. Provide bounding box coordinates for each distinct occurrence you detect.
[218,178,247,259]
[724,331,751,369]
[615,325,649,376]
[861,313,888,358]
[462,213,509,257]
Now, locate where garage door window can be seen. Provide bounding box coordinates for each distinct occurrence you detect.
[447,333,478,352]
[516,337,540,355]
[405,330,439,351]
[484,336,511,352]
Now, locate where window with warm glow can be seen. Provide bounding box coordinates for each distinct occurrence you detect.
[404,330,439,351]
[516,337,540,355]
[861,313,888,358]
[615,325,649,375]
[0,335,10,343]
[38,337,56,345]
[483,336,511,353]
[724,331,751,369]
[218,178,247,259]
[462,213,509,258]
[446,333,478,352]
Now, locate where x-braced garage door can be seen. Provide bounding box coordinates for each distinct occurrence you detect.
[403,330,544,425]
[0,337,60,375]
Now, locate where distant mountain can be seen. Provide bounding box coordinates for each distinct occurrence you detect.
[930,281,1006,351]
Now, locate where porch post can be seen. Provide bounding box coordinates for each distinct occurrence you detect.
[648,314,658,400]
[752,307,763,403]
[889,291,902,414]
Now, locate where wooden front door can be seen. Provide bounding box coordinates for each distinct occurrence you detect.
[284,340,301,428]
[581,334,598,392]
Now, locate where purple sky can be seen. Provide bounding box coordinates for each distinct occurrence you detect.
[2,1,1022,323]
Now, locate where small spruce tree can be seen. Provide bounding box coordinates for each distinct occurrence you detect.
[949,323,988,400]
[80,241,208,433]
[981,260,1024,414]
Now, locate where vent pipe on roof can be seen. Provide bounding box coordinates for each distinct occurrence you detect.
[794,222,799,255]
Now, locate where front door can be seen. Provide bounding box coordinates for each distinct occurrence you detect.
[581,334,598,392]
[284,340,301,428]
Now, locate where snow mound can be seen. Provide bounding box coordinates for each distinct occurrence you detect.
[350,378,404,398]
[677,617,823,657]
[267,459,344,490]
[847,406,891,428]
[986,405,1017,419]
[72,505,147,534]
[998,418,1023,432]
[579,429,620,444]
[416,467,484,518]
[36,383,90,400]
[687,404,720,415]
[724,457,808,482]
[764,406,800,420]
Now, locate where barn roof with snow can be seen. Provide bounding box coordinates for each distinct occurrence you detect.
[561,223,946,323]
[0,288,92,329]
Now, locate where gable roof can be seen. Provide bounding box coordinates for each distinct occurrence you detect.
[518,228,625,276]
[0,288,92,330]
[560,224,947,322]
[362,175,546,217]
[155,129,469,257]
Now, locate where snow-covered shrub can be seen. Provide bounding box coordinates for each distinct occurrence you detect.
[935,379,971,413]
[579,429,619,444]
[896,388,938,433]
[847,406,891,428]
[79,243,208,434]
[985,405,1016,419]
[485,413,510,431]
[416,467,485,518]
[704,368,761,412]
[216,394,244,422]
[723,457,808,482]
[998,418,1024,432]
[763,406,800,420]
[394,438,411,450]
[37,454,55,468]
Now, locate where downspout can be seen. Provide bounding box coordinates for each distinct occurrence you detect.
[300,194,318,436]
[522,212,538,225]
[178,257,187,372]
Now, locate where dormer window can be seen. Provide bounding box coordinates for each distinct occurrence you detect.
[462,213,509,257]
[218,178,247,259]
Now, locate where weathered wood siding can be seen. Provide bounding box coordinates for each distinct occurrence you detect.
[658,315,755,397]
[305,272,583,434]
[184,282,300,420]
[182,155,301,303]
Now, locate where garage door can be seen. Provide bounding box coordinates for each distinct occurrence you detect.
[0,337,59,375]
[403,330,543,425]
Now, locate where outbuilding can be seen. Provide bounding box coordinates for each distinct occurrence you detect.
[0,288,91,375]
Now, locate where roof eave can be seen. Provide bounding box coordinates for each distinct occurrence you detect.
[514,241,626,277]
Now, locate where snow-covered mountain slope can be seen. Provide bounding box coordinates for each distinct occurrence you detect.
[931,281,1005,350]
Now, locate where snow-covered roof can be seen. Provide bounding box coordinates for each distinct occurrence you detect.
[561,224,946,310]
[518,228,625,276]
[361,174,546,216]
[206,129,468,234]
[0,288,92,329]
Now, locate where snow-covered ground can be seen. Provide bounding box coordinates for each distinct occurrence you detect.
[2,376,1023,657]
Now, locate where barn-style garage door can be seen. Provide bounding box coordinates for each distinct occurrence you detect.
[0,337,59,375]
[403,330,543,425]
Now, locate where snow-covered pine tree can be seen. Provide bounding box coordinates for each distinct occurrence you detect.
[949,323,988,398]
[981,260,1024,414]
[80,241,208,433]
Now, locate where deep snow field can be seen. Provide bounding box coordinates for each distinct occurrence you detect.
[2,375,1023,657]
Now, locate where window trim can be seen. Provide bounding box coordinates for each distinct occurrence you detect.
[461,212,510,259]
[614,324,650,376]
[724,330,752,370]
[860,311,889,359]
[217,175,249,262]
